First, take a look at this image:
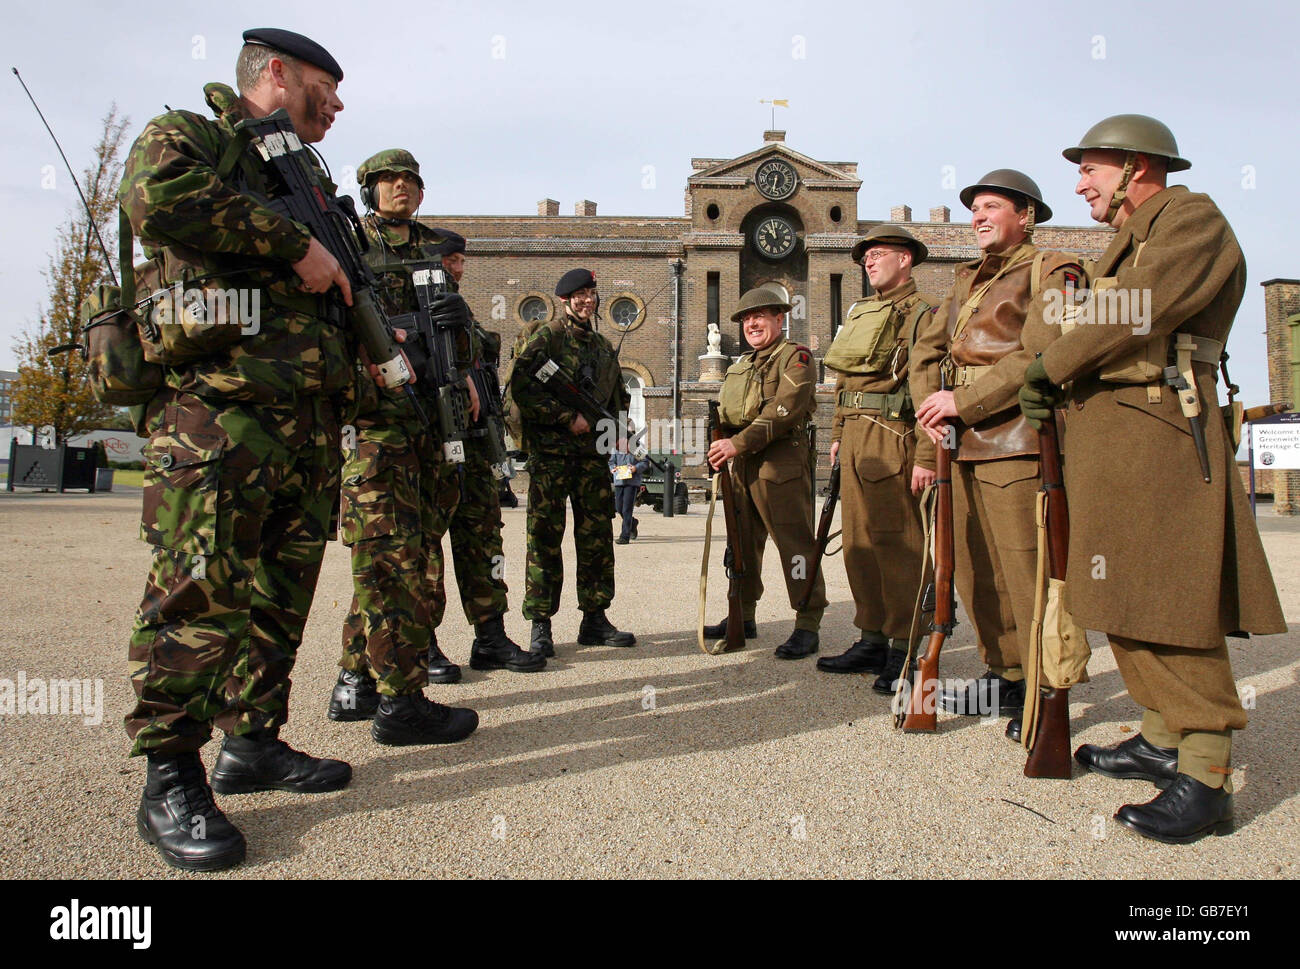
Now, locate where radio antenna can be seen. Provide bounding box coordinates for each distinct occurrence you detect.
[12,67,118,285]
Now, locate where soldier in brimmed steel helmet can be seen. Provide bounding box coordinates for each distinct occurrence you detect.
[1021,115,1284,843]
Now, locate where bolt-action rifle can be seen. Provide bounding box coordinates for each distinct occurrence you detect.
[797,457,841,610]
[1023,412,1074,779]
[899,406,956,732]
[701,399,747,654]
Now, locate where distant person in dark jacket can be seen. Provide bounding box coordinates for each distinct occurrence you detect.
[609,447,649,544]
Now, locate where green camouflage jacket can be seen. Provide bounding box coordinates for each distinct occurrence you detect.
[510,311,629,457]
[117,82,356,404]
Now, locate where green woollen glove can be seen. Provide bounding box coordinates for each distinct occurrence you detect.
[1019,358,1063,429]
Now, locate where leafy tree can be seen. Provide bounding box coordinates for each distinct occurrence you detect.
[11,106,128,442]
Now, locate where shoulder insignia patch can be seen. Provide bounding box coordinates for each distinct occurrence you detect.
[795,349,811,366]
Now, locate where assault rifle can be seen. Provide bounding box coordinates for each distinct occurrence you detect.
[529,356,666,472]
[384,261,472,464]
[797,457,841,610]
[899,408,956,732]
[1023,414,1073,779]
[466,344,514,480]
[706,399,747,654]
[232,109,432,430]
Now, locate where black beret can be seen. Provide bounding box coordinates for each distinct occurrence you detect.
[242,28,343,82]
[555,268,597,297]
[431,228,466,256]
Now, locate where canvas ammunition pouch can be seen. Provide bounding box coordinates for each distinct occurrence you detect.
[824,301,902,375]
[80,208,164,407]
[718,342,801,428]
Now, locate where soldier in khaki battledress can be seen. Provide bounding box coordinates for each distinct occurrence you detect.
[705,287,826,658]
[911,170,1085,719]
[1021,115,1285,843]
[817,225,938,689]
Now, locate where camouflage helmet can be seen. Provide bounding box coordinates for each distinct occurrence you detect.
[730,285,792,322]
[356,148,424,188]
[959,169,1052,223]
[1062,114,1190,171]
[850,224,928,265]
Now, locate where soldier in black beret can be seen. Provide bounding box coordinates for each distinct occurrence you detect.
[241,28,344,81]
[555,267,598,298]
[509,268,637,655]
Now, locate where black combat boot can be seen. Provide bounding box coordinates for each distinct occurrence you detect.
[427,634,462,684]
[530,618,555,657]
[872,645,909,695]
[1114,774,1233,844]
[577,609,636,647]
[702,617,758,639]
[209,731,352,795]
[138,752,246,872]
[471,615,546,672]
[816,635,889,674]
[1075,733,1179,789]
[1005,716,1023,743]
[938,670,1025,717]
[774,628,819,659]
[327,668,379,721]
[371,691,480,746]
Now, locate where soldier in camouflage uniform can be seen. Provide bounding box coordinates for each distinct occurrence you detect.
[122,29,363,872]
[437,231,545,673]
[326,149,481,748]
[509,268,637,655]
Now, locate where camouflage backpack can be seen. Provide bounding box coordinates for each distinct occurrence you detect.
[78,207,164,406]
[500,316,550,455]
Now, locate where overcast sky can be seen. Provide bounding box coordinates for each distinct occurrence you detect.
[3,0,1296,409]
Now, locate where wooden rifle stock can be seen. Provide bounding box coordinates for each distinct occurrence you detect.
[1024,415,1073,778]
[798,459,840,610]
[903,417,955,732]
[708,401,747,653]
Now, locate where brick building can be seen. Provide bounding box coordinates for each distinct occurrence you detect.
[426,131,1114,478]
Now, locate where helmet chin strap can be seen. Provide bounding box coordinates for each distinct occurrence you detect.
[1106,151,1137,224]
[1024,200,1036,239]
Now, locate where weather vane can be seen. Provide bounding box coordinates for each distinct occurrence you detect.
[759,98,789,130]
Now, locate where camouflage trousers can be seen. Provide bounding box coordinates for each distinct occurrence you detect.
[448,439,510,626]
[522,450,615,620]
[338,421,460,695]
[125,391,340,756]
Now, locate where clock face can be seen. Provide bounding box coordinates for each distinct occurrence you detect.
[754,216,796,259]
[755,159,798,200]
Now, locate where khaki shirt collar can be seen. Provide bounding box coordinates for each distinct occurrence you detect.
[877,278,917,303]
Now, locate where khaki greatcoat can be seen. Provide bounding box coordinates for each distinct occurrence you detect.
[1039,186,1285,650]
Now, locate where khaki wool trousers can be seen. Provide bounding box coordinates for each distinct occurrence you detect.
[839,416,926,638]
[951,456,1040,676]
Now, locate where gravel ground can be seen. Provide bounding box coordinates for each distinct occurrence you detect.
[0,487,1296,879]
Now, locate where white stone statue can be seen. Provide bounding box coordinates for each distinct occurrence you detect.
[707,321,722,354]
